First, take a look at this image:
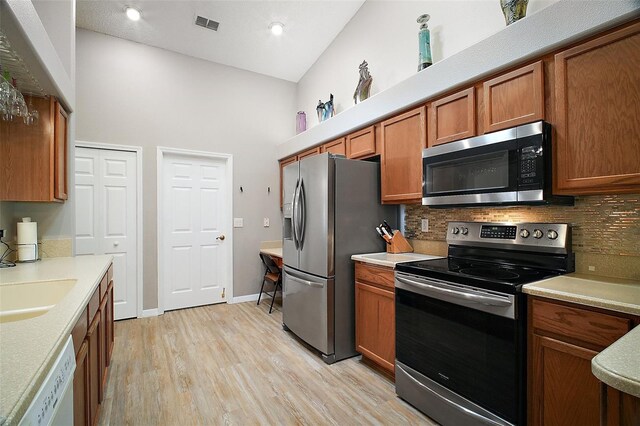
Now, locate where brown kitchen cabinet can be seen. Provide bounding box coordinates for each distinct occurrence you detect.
[553,21,640,195]
[483,61,544,133]
[380,106,426,204]
[355,262,395,376]
[71,264,114,426]
[321,137,346,156]
[0,97,69,202]
[528,297,637,426]
[297,146,321,160]
[279,155,297,209]
[428,87,476,146]
[346,126,377,159]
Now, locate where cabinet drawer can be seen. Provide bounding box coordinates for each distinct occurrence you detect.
[71,307,88,356]
[88,286,101,321]
[531,298,630,348]
[99,272,108,300]
[347,126,376,159]
[355,262,394,289]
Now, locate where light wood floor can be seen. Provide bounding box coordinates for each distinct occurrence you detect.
[98,301,436,425]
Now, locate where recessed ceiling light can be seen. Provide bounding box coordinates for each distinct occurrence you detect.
[269,22,284,36]
[125,7,141,21]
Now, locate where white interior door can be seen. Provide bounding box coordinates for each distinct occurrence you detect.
[161,153,229,311]
[75,147,138,320]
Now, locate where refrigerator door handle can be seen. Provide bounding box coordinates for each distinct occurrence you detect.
[299,178,306,250]
[292,178,300,249]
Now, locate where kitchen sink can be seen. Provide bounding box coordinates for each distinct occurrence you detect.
[0,279,77,323]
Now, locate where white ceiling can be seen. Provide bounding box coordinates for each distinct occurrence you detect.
[76,0,366,82]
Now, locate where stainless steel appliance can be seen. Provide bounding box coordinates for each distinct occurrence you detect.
[422,121,573,207]
[282,153,397,364]
[394,222,574,425]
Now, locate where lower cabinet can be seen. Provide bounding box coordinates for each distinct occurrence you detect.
[354,262,395,376]
[72,263,114,426]
[529,297,637,426]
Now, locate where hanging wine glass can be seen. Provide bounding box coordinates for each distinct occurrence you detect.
[0,69,12,120]
[10,78,28,120]
[24,94,38,125]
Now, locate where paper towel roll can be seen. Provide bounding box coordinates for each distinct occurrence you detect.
[17,219,38,262]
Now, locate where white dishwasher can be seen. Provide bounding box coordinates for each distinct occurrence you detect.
[19,336,75,426]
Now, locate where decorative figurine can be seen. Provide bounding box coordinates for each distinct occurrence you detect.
[500,0,529,25]
[316,94,335,122]
[417,14,433,71]
[353,60,373,104]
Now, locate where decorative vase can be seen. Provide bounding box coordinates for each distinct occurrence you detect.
[500,0,529,25]
[353,60,372,104]
[296,111,306,134]
[417,14,433,71]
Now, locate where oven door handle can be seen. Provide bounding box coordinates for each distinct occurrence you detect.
[395,275,512,307]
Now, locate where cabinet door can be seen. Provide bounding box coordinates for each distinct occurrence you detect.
[99,295,108,402]
[73,340,90,426]
[279,156,297,209]
[428,87,476,146]
[87,312,101,426]
[531,334,619,426]
[297,146,321,160]
[53,101,68,200]
[554,22,640,194]
[355,281,395,374]
[106,280,115,365]
[321,138,346,156]
[483,61,544,133]
[380,106,426,204]
[0,96,54,201]
[346,126,376,159]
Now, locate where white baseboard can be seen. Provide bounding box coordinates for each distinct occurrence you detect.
[230,293,260,304]
[140,308,160,318]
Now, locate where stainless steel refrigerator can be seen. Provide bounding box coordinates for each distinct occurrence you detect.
[282,153,397,364]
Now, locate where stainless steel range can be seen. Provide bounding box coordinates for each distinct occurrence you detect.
[394,221,574,426]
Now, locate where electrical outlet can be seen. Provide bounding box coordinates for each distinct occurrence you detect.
[588,265,596,272]
[421,219,429,232]
[263,218,270,227]
[233,218,244,228]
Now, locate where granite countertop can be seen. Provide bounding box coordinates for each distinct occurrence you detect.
[0,255,113,426]
[351,252,443,268]
[523,274,640,398]
[592,326,640,398]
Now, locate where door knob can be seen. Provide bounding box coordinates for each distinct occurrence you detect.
[216,235,226,241]
[113,241,119,246]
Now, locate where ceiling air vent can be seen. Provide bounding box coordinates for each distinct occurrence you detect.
[195,15,219,31]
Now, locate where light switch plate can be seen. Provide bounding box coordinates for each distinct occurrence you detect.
[233,218,244,228]
[421,219,429,232]
[263,218,270,227]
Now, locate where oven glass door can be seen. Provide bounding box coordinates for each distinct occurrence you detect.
[396,284,522,423]
[423,139,519,201]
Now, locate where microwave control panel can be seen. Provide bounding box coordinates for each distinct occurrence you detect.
[519,145,542,185]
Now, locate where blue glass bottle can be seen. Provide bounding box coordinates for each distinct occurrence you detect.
[417,14,432,71]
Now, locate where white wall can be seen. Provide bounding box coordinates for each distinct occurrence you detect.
[76,29,296,308]
[296,0,559,128]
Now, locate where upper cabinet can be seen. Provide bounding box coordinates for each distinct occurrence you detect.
[554,22,640,195]
[346,126,377,159]
[321,137,346,156]
[297,146,321,160]
[483,61,544,133]
[0,97,69,202]
[427,87,476,147]
[380,106,426,204]
[279,155,297,209]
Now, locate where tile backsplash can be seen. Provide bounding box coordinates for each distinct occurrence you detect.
[405,194,640,280]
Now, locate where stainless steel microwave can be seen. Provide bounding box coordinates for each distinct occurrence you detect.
[422,121,573,207]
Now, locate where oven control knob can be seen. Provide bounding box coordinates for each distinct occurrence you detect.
[520,229,530,238]
[533,229,544,239]
[451,227,460,235]
[461,227,468,235]
[547,230,559,240]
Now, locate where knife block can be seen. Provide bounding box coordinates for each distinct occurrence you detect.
[387,231,413,254]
